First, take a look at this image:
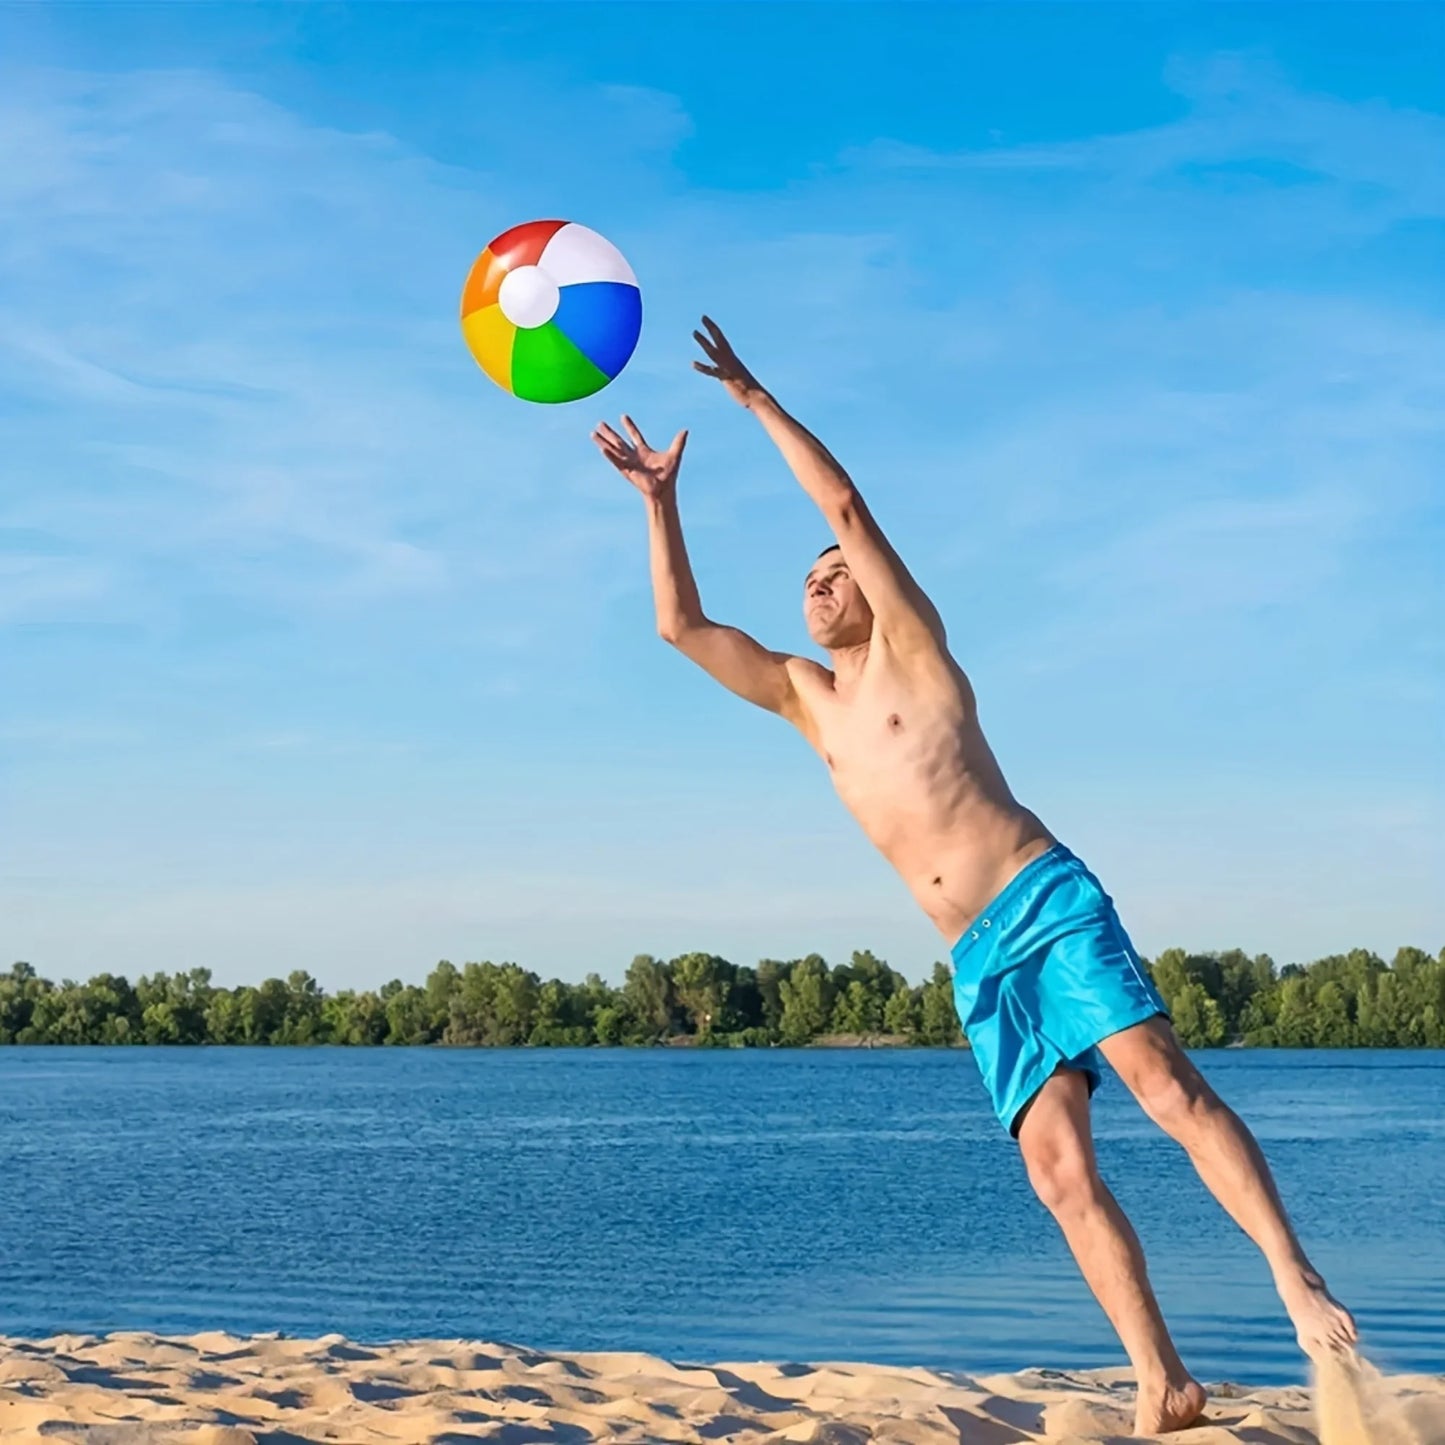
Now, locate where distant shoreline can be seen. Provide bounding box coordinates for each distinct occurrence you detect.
[5,943,1442,1049]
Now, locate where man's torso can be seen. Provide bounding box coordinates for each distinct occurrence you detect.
[787,636,1054,941]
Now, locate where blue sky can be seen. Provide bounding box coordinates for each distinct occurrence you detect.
[2,3,1441,991]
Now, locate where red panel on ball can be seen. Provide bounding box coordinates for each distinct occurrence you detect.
[489,218,568,271]
[460,220,569,319]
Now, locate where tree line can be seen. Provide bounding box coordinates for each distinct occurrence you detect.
[1,944,1441,1048]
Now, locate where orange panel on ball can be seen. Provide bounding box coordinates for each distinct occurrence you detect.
[460,248,507,318]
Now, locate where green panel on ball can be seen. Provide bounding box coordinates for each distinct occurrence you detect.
[511,321,611,403]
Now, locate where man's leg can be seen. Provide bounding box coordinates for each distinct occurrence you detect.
[1016,1067,1206,1435]
[1098,1017,1357,1358]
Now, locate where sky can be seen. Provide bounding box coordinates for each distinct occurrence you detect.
[1,3,1442,992]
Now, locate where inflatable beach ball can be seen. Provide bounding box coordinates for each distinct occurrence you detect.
[460,220,642,404]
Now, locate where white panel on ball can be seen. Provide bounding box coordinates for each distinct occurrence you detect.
[538,223,638,289]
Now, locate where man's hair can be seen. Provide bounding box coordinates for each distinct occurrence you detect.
[816,543,842,560]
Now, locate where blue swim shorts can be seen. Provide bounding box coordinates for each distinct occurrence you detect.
[951,843,1169,1137]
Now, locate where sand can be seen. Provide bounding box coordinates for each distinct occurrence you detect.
[1,1333,1441,1444]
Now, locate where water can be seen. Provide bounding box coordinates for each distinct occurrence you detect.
[1,1047,1441,1385]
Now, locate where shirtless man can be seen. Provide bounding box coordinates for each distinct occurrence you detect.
[591,317,1357,1436]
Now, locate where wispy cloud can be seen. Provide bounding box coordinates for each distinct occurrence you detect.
[849,53,1445,220]
[0,66,676,638]
[0,554,114,625]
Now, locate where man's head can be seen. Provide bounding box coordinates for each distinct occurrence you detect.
[803,544,873,649]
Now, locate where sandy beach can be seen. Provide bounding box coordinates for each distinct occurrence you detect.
[2,1332,1442,1444]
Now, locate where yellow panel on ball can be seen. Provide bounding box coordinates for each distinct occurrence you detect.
[460,304,516,392]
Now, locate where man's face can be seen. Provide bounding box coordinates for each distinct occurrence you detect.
[803,548,873,647]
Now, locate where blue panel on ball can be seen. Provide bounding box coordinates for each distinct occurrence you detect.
[552,281,642,379]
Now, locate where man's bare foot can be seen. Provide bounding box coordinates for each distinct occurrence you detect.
[1134,1378,1207,1436]
[1279,1268,1358,1359]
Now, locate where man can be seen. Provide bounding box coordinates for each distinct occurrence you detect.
[591,317,1357,1436]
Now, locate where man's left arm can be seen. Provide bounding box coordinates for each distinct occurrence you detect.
[693,317,945,649]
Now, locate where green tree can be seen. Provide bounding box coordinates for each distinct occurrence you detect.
[671,952,729,1037]
[324,990,388,1045]
[425,961,462,1034]
[1149,949,1227,1022]
[1272,975,1316,1047]
[528,978,591,1046]
[754,960,789,1034]
[725,966,765,1035]
[447,961,541,1045]
[493,964,542,1044]
[0,963,50,1043]
[1171,981,1226,1048]
[883,985,920,1037]
[276,970,325,1044]
[1313,980,1353,1047]
[383,984,435,1045]
[1238,979,1280,1044]
[917,962,962,1046]
[623,955,674,1041]
[592,1003,632,1046]
[831,979,883,1035]
[778,955,834,1044]
[575,972,618,1033]
[1215,950,1272,1038]
[204,989,245,1044]
[829,949,903,1035]
[235,978,289,1043]
[27,981,92,1044]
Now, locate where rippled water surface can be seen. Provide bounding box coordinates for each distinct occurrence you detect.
[2,1046,1441,1384]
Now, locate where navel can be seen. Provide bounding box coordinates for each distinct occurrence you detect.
[887,713,903,730]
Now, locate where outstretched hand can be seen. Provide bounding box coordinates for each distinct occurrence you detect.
[591,416,688,500]
[693,316,766,408]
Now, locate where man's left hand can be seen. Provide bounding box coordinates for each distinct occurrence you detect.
[692,317,767,409]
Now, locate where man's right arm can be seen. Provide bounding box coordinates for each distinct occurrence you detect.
[645,491,802,725]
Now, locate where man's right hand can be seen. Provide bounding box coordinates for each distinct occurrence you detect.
[591,416,688,500]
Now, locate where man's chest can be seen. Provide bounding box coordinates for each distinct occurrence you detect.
[804,681,964,786]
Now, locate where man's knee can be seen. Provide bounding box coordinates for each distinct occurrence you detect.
[1022,1135,1101,1218]
[1131,1052,1218,1139]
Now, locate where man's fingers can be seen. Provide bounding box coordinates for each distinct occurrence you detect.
[621,414,650,450]
[590,429,631,467]
[701,315,732,355]
[692,328,719,360]
[692,360,721,378]
[593,422,628,450]
[669,428,689,459]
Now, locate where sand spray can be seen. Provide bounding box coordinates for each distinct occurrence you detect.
[1314,1350,1445,1445]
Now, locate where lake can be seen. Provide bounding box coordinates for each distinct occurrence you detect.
[1,1046,1441,1385]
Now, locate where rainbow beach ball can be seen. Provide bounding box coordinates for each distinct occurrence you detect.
[460,220,642,404]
